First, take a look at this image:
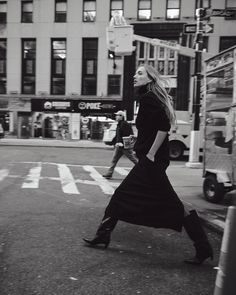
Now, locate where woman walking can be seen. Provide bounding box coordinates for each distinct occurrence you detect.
[83,64,213,265]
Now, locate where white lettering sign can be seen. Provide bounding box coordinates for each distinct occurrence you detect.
[78,102,102,110]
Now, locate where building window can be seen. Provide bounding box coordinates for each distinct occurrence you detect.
[166,0,180,20]
[22,39,36,94]
[55,0,67,22]
[138,0,151,20]
[136,40,178,76]
[108,75,121,95]
[21,1,33,23]
[226,0,236,8]
[225,0,236,20]
[51,39,66,95]
[82,38,98,95]
[0,39,6,94]
[220,36,236,51]
[202,0,211,8]
[0,1,7,23]
[83,0,96,22]
[110,0,123,19]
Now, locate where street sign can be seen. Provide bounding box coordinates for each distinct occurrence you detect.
[184,23,214,34]
[211,9,236,17]
[204,23,214,34]
[184,24,197,33]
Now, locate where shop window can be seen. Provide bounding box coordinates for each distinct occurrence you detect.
[0,1,6,23]
[108,75,121,95]
[83,0,96,22]
[21,1,33,23]
[166,0,180,20]
[0,39,6,94]
[55,0,67,22]
[51,39,66,95]
[138,0,151,20]
[110,0,123,19]
[22,39,36,94]
[82,38,98,95]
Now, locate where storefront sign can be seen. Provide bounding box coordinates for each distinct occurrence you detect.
[75,100,120,113]
[31,99,122,114]
[32,99,73,112]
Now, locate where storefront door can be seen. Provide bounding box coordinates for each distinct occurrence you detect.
[18,113,31,139]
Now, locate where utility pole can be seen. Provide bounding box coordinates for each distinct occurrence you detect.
[186,0,205,168]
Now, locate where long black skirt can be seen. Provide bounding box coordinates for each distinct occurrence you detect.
[105,157,184,232]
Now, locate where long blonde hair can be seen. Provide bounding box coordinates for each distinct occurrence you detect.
[140,64,176,125]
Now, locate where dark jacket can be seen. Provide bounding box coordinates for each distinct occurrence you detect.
[105,88,184,232]
[134,90,171,161]
[115,120,133,144]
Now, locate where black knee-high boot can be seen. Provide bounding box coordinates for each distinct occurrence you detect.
[183,210,213,265]
[83,216,118,248]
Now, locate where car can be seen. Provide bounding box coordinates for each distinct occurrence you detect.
[0,123,4,138]
[102,122,117,146]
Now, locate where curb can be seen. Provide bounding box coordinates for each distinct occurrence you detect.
[200,214,224,235]
[0,139,109,149]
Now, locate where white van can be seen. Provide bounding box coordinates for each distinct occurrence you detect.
[169,120,203,159]
[103,120,203,160]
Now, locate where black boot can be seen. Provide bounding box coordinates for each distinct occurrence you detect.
[183,210,213,265]
[83,216,118,249]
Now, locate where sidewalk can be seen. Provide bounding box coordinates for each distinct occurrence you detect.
[0,136,228,235]
[0,137,107,149]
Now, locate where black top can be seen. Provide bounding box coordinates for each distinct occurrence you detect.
[134,88,171,161]
[115,120,133,144]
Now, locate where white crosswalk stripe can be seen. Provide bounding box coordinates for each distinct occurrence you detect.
[0,162,130,195]
[57,163,80,195]
[22,162,42,188]
[114,167,129,176]
[83,165,115,195]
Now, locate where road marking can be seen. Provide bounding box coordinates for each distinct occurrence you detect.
[22,163,42,188]
[57,164,80,195]
[114,167,129,176]
[83,165,115,195]
[0,162,126,195]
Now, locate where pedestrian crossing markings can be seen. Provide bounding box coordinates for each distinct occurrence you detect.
[0,162,131,195]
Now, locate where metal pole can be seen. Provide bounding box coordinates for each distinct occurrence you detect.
[186,0,204,168]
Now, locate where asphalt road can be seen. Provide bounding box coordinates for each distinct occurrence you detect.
[0,146,222,295]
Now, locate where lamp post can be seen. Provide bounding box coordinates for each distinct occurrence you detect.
[186,0,205,168]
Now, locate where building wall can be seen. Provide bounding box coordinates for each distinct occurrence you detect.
[0,0,236,136]
[2,0,236,96]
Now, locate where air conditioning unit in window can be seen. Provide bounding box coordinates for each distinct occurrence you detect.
[9,90,19,95]
[38,91,48,96]
[69,92,79,96]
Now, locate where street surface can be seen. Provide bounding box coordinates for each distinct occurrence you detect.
[0,146,223,295]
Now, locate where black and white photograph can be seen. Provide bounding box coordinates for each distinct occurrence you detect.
[0,0,236,294]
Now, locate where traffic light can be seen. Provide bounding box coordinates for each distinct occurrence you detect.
[196,8,206,18]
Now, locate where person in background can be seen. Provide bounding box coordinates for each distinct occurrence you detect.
[84,64,213,266]
[102,110,138,179]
